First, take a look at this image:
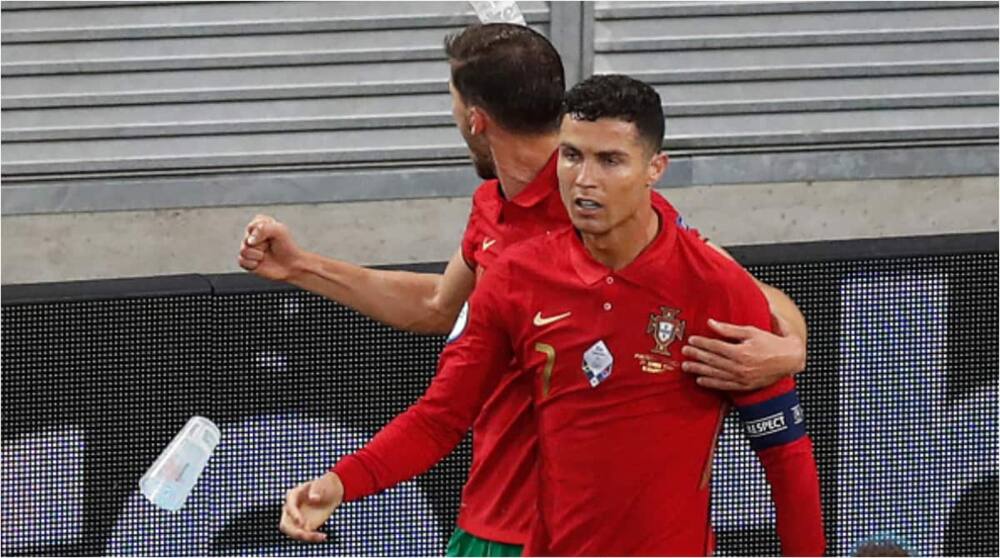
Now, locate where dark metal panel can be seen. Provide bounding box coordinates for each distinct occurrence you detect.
[0,274,212,305]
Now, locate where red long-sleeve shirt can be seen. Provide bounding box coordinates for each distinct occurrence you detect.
[334,205,824,554]
[334,151,688,545]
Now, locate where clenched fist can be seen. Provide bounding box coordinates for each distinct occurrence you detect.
[238,214,305,282]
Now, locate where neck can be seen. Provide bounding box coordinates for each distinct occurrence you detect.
[581,203,660,271]
[490,130,559,199]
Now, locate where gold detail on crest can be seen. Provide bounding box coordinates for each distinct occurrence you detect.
[646,306,685,356]
[634,353,677,374]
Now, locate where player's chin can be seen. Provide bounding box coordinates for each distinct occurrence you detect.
[569,213,608,234]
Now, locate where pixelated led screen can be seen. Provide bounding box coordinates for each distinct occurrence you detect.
[2,247,997,556]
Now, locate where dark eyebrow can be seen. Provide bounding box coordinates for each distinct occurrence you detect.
[596,150,628,159]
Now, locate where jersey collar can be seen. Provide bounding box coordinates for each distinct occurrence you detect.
[495,150,560,218]
[568,201,678,286]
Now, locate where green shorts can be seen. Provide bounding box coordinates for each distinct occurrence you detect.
[446,526,523,557]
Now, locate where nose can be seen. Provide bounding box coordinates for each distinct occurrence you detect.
[574,159,598,190]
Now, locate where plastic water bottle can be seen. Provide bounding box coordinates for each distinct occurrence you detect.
[469,1,526,25]
[140,416,220,511]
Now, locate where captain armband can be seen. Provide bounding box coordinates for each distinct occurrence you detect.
[736,390,807,451]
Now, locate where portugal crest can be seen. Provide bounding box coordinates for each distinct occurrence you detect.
[647,307,685,356]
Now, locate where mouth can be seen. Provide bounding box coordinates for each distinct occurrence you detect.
[574,198,603,212]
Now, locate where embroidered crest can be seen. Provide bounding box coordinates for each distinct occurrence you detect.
[647,307,685,356]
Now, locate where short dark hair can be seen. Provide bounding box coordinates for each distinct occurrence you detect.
[444,23,565,134]
[562,74,665,153]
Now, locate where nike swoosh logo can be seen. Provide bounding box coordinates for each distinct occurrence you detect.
[482,238,496,251]
[533,311,572,327]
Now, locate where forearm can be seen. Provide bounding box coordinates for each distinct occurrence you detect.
[758,436,826,556]
[333,403,467,501]
[756,280,807,343]
[290,251,455,334]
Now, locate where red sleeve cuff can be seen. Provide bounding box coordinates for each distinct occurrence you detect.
[331,455,375,502]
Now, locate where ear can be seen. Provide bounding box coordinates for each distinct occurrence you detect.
[647,152,669,187]
[468,107,488,136]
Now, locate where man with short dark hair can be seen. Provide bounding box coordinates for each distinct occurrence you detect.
[280,73,826,555]
[247,24,814,556]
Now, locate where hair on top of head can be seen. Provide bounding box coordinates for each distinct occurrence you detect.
[562,74,665,154]
[445,23,565,135]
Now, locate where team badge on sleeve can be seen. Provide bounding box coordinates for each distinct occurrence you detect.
[446,302,469,344]
[582,340,614,387]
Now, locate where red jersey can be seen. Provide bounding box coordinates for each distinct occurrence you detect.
[333,153,704,546]
[335,203,824,555]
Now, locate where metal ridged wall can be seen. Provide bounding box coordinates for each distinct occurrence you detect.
[593,1,999,151]
[1,1,997,215]
[0,1,550,212]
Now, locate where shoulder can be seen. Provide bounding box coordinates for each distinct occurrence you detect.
[676,232,756,294]
[488,227,571,278]
[674,234,770,329]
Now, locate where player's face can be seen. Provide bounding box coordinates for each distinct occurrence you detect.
[557,115,667,236]
[449,81,497,180]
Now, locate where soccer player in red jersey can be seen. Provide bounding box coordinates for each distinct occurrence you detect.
[280,74,826,555]
[242,25,815,555]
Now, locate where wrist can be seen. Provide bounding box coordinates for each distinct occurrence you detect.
[322,471,343,495]
[286,250,317,285]
[788,336,807,375]
[330,456,370,502]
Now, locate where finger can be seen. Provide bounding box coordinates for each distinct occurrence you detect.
[246,221,277,246]
[300,530,328,543]
[707,318,757,341]
[685,335,744,361]
[241,247,265,262]
[681,345,740,373]
[283,500,305,528]
[287,486,310,524]
[238,256,258,271]
[681,360,740,383]
[280,520,327,543]
[280,514,306,539]
[695,375,752,391]
[246,215,272,237]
